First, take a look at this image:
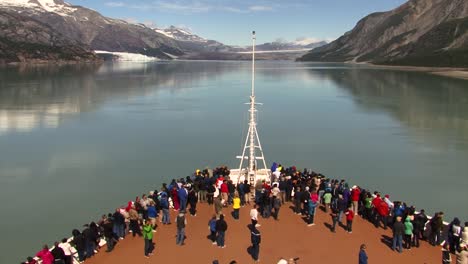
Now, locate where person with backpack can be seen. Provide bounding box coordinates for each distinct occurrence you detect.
[216,214,228,248]
[176,211,187,245]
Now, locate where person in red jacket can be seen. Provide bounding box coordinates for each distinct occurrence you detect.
[35,245,53,264]
[371,193,382,224]
[220,180,229,206]
[345,207,354,233]
[376,199,389,229]
[351,186,361,216]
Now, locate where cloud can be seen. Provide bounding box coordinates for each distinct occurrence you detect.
[105,1,125,7]
[248,5,273,11]
[105,0,275,14]
[155,1,212,13]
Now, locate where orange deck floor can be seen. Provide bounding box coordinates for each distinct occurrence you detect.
[85,202,446,264]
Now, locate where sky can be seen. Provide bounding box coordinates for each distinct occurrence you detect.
[69,0,408,46]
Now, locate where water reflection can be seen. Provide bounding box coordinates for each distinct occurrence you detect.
[302,67,468,150]
[0,61,240,135]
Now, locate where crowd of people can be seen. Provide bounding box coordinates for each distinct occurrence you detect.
[25,164,468,264]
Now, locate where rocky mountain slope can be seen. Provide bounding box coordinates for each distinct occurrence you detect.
[0,0,183,63]
[0,9,97,63]
[155,25,327,58]
[298,0,468,67]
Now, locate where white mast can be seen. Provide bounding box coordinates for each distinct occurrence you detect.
[235,31,270,185]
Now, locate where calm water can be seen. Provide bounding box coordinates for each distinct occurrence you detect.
[1,61,467,263]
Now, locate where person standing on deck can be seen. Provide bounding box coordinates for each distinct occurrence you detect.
[102,217,115,252]
[250,204,260,227]
[272,195,281,221]
[171,186,180,211]
[392,216,404,253]
[430,212,444,246]
[359,244,368,264]
[293,186,302,215]
[176,211,187,245]
[188,187,198,216]
[160,193,171,225]
[404,217,413,249]
[243,180,251,205]
[178,185,188,211]
[208,215,218,244]
[128,205,142,237]
[36,245,53,264]
[113,208,126,239]
[142,219,154,257]
[214,196,223,218]
[337,194,347,224]
[220,180,229,206]
[71,229,85,262]
[330,199,339,233]
[345,207,354,233]
[232,193,241,220]
[51,241,66,264]
[237,181,245,206]
[323,191,332,213]
[307,192,318,226]
[457,225,468,264]
[216,214,228,248]
[58,238,73,264]
[351,186,360,215]
[250,226,261,263]
[147,201,157,232]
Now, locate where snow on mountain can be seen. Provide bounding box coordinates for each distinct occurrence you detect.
[154,26,207,43]
[95,51,159,62]
[0,0,76,16]
[293,37,324,46]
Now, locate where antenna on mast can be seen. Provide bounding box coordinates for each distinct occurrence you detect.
[234,31,270,185]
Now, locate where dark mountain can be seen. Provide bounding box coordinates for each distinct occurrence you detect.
[0,9,97,63]
[298,0,468,67]
[0,0,183,63]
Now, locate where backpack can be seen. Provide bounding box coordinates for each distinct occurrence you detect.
[177,215,185,229]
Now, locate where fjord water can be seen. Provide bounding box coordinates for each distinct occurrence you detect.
[1,61,467,262]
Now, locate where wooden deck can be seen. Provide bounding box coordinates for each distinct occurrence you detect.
[85,202,444,264]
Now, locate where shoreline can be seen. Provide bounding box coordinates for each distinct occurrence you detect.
[344,62,468,81]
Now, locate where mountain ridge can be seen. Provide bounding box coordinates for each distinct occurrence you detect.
[298,0,468,67]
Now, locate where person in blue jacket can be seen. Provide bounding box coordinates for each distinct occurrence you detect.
[359,244,368,264]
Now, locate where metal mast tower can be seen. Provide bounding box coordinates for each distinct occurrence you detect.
[235,31,270,184]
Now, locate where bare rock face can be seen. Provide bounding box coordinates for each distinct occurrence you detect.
[0,0,183,63]
[298,0,468,67]
[0,10,98,63]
